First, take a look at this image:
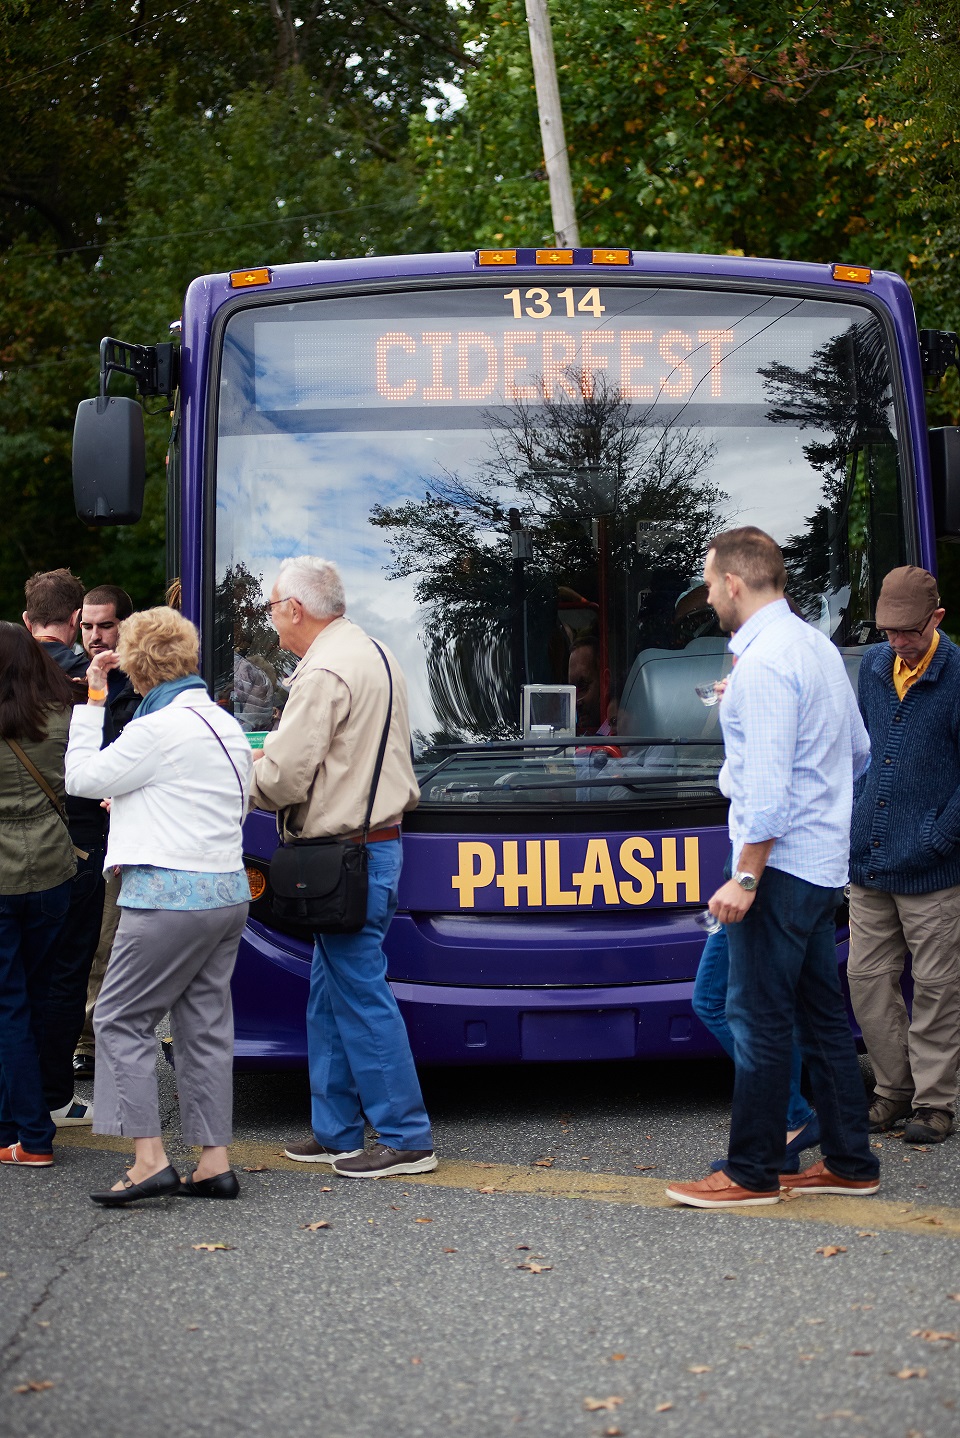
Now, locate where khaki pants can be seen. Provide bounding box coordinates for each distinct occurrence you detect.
[847,883,960,1113]
[75,869,121,1059]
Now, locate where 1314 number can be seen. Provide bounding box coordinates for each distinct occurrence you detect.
[503,287,605,320]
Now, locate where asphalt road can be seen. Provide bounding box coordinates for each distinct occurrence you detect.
[2,1052,959,1438]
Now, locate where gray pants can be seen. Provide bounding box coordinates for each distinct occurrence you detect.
[847,883,960,1113]
[92,904,248,1146]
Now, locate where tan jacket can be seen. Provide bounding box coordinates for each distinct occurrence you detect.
[249,617,419,840]
[0,708,77,895]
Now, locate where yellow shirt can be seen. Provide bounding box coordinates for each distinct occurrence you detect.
[893,629,939,701]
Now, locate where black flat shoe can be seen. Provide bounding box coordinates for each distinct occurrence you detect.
[178,1169,240,1200]
[72,1053,95,1079]
[90,1164,181,1206]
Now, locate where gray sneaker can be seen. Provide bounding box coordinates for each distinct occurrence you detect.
[333,1144,439,1178]
[283,1137,363,1164]
[867,1095,913,1132]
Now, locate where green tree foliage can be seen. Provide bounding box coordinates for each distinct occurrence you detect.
[0,0,463,617]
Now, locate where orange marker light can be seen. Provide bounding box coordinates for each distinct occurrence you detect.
[230,267,272,288]
[535,249,574,265]
[245,865,267,901]
[592,249,631,265]
[832,264,872,284]
[477,250,518,266]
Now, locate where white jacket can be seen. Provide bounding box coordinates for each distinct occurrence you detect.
[65,690,253,873]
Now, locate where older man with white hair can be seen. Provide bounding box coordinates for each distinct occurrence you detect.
[249,556,435,1177]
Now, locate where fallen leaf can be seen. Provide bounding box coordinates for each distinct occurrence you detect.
[533,1158,554,1167]
[816,1245,847,1258]
[299,1221,330,1232]
[735,1343,753,1350]
[13,1381,54,1394]
[910,1329,958,1343]
[36,1321,49,1329]
[319,1186,332,1192]
[516,1245,531,1251]
[389,1205,401,1211]
[908,1144,929,1151]
[186,1325,200,1331]
[603,1429,623,1437]
[581,1155,591,1161]
[908,1215,945,1227]
[517,1260,552,1273]
[413,1217,433,1223]
[723,1274,736,1280]
[948,1294,960,1302]
[655,1401,674,1412]
[798,1354,816,1361]
[688,1364,711,1373]
[894,1368,928,1379]
[191,1242,234,1252]
[479,1163,496,1169]
[410,1357,422,1365]
[243,1165,270,1173]
[583,1396,623,1412]
[442,1248,457,1254]
[476,1186,498,1194]
[634,1164,657,1171]
[856,1231,878,1239]
[610,1353,626,1362]
[0,1273,7,1279]
[806,1318,826,1325]
[850,1350,873,1357]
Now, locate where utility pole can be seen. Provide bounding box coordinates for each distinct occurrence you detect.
[524,0,580,248]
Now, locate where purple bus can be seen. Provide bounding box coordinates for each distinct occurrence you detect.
[72,248,960,1067]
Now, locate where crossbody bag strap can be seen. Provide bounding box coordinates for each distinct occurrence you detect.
[276,640,394,846]
[184,708,246,811]
[360,640,394,844]
[2,736,88,860]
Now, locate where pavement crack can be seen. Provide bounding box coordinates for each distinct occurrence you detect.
[0,1211,115,1382]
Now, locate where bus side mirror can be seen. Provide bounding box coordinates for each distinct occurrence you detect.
[73,395,145,525]
[930,427,960,541]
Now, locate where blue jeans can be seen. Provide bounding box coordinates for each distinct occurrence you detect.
[724,865,878,1192]
[307,841,432,1152]
[0,881,73,1152]
[38,843,106,1109]
[692,925,815,1132]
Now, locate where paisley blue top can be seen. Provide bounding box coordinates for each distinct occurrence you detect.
[119,865,250,910]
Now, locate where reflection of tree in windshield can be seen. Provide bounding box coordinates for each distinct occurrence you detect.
[213,561,285,731]
[760,318,902,635]
[371,371,727,742]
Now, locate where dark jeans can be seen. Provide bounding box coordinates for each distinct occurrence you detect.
[38,845,105,1109]
[0,881,72,1152]
[724,865,879,1192]
[692,925,815,1131]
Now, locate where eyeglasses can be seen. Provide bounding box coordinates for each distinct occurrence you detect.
[264,596,294,612]
[881,612,936,641]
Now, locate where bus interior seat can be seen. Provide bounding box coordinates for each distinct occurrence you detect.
[618,638,731,765]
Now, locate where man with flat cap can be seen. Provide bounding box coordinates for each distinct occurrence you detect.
[849,565,960,1144]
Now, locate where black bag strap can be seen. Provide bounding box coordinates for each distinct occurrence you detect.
[184,707,246,811]
[277,637,394,848]
[361,640,394,843]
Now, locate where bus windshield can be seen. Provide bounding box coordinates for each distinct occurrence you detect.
[213,281,906,809]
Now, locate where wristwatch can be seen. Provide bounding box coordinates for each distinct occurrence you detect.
[733,870,758,892]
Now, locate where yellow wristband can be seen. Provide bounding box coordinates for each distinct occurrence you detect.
[87,686,108,702]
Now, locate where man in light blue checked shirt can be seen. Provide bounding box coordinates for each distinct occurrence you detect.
[667,527,881,1209]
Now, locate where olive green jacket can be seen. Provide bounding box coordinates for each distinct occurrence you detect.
[0,708,77,895]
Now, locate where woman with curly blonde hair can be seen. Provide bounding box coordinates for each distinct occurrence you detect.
[65,607,252,1205]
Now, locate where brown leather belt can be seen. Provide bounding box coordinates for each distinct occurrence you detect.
[346,825,401,844]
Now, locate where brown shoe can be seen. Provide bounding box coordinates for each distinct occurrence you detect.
[868,1095,912,1132]
[665,1169,780,1209]
[779,1160,879,1196]
[282,1137,363,1164]
[903,1108,954,1144]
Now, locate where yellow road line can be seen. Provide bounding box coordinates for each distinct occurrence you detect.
[54,1129,960,1239]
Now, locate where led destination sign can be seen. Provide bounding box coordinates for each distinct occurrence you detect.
[252,289,846,414]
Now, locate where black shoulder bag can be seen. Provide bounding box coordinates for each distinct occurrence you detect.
[269,641,393,936]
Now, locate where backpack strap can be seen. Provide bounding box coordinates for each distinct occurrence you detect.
[2,737,89,861]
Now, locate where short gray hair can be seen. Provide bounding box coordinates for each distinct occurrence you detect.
[277,556,346,620]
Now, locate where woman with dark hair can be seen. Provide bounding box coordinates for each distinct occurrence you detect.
[0,622,78,1168]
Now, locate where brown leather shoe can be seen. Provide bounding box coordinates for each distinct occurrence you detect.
[664,1169,780,1208]
[903,1108,954,1144]
[779,1160,879,1196]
